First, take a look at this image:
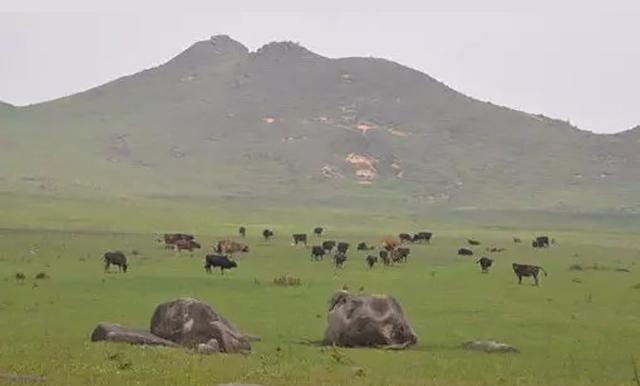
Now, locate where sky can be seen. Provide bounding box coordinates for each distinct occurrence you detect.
[0,1,639,134]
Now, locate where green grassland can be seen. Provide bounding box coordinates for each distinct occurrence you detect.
[1,194,640,385]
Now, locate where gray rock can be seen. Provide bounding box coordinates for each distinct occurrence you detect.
[90,323,178,347]
[462,340,519,353]
[196,338,220,355]
[150,298,251,353]
[323,290,417,348]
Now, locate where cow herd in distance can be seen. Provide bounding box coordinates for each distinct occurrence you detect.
[103,227,554,286]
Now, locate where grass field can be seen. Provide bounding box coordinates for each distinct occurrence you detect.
[1,194,640,385]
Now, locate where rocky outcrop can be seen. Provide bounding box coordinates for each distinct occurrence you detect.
[462,340,518,353]
[90,323,177,347]
[323,290,417,349]
[150,298,251,354]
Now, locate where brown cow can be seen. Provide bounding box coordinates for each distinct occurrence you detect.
[174,239,201,252]
[216,240,249,255]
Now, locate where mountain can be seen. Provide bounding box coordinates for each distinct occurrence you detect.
[1,35,639,212]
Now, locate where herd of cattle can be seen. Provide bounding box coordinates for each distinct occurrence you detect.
[102,228,553,285]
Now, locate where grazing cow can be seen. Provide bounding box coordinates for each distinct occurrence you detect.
[174,239,201,252]
[204,255,237,274]
[476,257,494,273]
[458,248,474,256]
[366,255,378,268]
[311,245,325,261]
[263,229,274,241]
[412,232,432,243]
[216,240,249,255]
[379,250,390,266]
[337,242,350,254]
[163,233,194,248]
[398,233,413,243]
[238,226,246,238]
[322,240,336,252]
[467,239,481,246]
[392,247,410,263]
[334,252,347,268]
[104,251,128,273]
[512,263,547,285]
[513,237,522,243]
[357,242,374,251]
[382,239,400,251]
[314,227,324,237]
[292,233,307,246]
[486,247,506,253]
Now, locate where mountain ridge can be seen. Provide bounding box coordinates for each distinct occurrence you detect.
[1,35,638,212]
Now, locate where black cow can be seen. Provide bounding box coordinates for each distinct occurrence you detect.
[467,239,481,246]
[263,229,274,241]
[357,242,373,251]
[314,227,324,237]
[104,251,128,273]
[292,234,307,246]
[476,257,494,273]
[204,255,238,274]
[322,240,336,252]
[311,245,325,261]
[238,226,246,238]
[458,248,473,256]
[398,233,413,243]
[392,247,410,263]
[513,237,522,243]
[379,250,390,266]
[337,242,350,254]
[412,232,432,243]
[533,236,550,248]
[512,263,547,285]
[366,255,378,268]
[334,252,347,268]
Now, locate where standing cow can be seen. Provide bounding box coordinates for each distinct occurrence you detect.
[263,229,274,241]
[379,250,390,266]
[398,233,413,243]
[204,255,238,275]
[334,252,347,268]
[174,239,201,253]
[512,263,547,285]
[104,251,128,273]
[412,232,433,243]
[314,227,324,237]
[238,226,246,238]
[322,240,336,252]
[216,240,249,255]
[366,255,378,268]
[292,234,307,246]
[337,242,350,254]
[311,245,325,261]
[476,257,494,273]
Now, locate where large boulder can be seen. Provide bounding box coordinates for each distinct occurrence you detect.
[322,290,417,348]
[90,323,178,347]
[150,298,251,354]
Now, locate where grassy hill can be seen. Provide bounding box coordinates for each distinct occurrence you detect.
[1,35,638,212]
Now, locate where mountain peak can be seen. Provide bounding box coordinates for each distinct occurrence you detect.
[168,35,249,67]
[254,40,322,60]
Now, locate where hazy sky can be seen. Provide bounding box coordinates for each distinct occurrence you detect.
[1,1,639,133]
